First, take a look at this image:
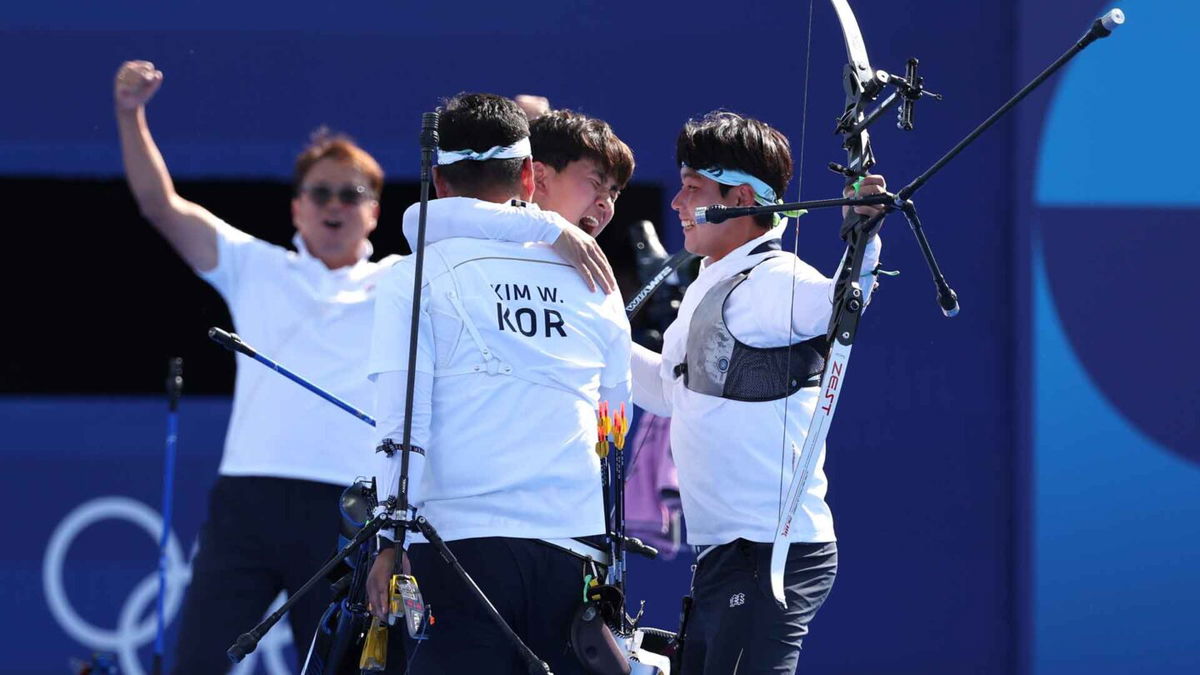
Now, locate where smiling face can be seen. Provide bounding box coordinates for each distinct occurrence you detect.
[671,167,760,262]
[291,157,380,269]
[533,157,620,238]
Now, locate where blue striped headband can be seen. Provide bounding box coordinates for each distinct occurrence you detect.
[437,137,532,165]
[688,164,778,206]
[686,164,805,223]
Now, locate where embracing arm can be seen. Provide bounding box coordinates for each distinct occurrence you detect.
[402,199,614,293]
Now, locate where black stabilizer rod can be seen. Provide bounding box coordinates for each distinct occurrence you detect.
[898,8,1124,201]
[690,8,1124,318]
[694,193,894,225]
[896,200,959,317]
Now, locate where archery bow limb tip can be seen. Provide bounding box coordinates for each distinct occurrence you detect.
[769,541,789,608]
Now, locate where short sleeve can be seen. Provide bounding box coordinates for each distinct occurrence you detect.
[195,219,266,302]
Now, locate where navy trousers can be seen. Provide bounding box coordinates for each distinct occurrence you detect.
[680,540,837,675]
[399,537,595,675]
[172,476,346,674]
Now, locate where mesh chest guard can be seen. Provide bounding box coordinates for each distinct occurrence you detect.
[677,259,826,402]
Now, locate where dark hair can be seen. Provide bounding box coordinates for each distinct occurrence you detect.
[530,110,635,189]
[294,127,384,196]
[437,93,530,194]
[676,111,793,228]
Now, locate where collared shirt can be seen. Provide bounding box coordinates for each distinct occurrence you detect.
[199,221,400,486]
[368,200,631,542]
[650,225,881,546]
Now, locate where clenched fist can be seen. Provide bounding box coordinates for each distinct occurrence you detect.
[114,60,163,111]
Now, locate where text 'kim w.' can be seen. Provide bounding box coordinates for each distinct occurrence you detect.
[494,283,567,338]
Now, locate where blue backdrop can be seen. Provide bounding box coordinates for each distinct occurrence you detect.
[3,1,1188,673]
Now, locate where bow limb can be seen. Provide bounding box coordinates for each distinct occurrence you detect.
[831,0,875,96]
[769,0,879,610]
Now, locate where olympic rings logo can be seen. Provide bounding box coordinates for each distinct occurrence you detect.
[42,496,294,675]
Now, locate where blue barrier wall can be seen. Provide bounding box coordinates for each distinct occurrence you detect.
[0,398,277,674]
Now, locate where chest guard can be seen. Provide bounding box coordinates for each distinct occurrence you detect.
[676,260,827,402]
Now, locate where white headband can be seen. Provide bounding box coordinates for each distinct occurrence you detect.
[437,137,532,165]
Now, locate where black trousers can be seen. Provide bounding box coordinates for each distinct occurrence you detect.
[172,476,346,674]
[398,537,594,675]
[680,540,837,675]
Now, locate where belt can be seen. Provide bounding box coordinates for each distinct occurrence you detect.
[539,537,612,567]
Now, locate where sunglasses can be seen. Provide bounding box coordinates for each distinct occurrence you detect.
[300,184,376,207]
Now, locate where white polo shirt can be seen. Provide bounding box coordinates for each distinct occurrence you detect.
[642,225,882,546]
[199,221,399,486]
[369,202,631,542]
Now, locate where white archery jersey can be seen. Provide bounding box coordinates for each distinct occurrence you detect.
[646,226,881,546]
[369,233,631,543]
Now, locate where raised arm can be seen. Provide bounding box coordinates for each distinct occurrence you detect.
[114,60,221,271]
